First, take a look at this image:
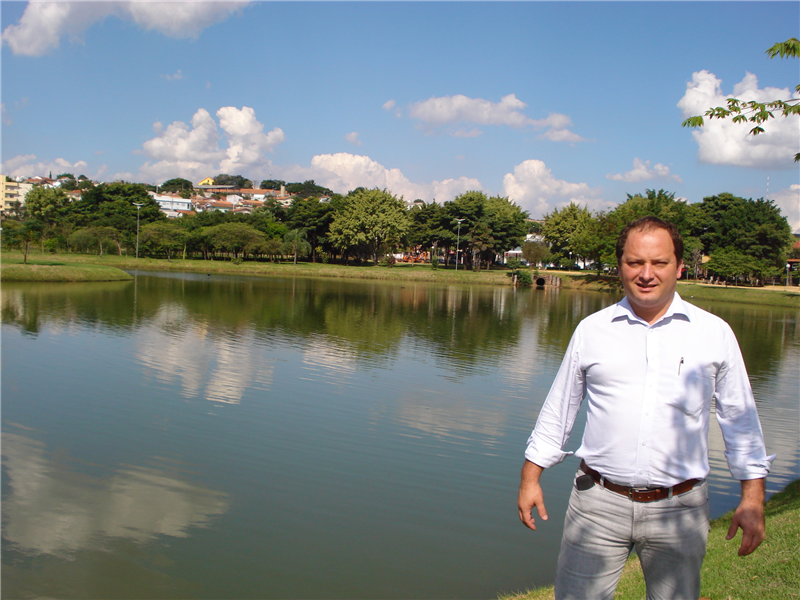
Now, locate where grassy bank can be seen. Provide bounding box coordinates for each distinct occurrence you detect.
[1,257,133,282]
[676,282,800,309]
[501,478,800,600]
[2,252,798,308]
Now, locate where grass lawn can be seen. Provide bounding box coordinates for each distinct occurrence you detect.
[500,478,800,600]
[1,255,133,282]
[3,252,798,308]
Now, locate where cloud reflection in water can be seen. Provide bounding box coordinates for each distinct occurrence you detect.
[2,432,229,558]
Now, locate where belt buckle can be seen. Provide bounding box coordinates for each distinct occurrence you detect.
[628,486,652,500]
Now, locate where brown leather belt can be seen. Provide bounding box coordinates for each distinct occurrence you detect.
[580,460,700,503]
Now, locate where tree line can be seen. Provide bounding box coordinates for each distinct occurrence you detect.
[3,178,794,285]
[1,181,528,269]
[531,189,795,284]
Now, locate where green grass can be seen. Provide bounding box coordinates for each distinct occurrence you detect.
[677,282,800,309]
[499,478,800,600]
[1,256,133,282]
[3,252,798,308]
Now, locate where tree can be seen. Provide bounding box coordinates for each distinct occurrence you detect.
[285,197,334,262]
[204,222,265,259]
[24,187,72,252]
[542,203,591,265]
[68,226,119,257]
[468,219,495,271]
[213,174,252,188]
[696,193,792,268]
[72,183,163,235]
[282,229,312,265]
[260,179,286,190]
[328,188,410,265]
[682,38,800,162]
[285,180,334,199]
[3,219,43,264]
[139,222,185,261]
[159,178,194,194]
[522,241,552,268]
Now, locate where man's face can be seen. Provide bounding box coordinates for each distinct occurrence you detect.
[618,227,683,323]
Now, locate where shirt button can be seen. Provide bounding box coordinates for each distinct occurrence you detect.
[642,441,647,446]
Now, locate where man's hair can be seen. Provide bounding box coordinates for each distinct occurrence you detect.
[616,216,684,265]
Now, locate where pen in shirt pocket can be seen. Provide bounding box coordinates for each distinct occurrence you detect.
[678,357,684,375]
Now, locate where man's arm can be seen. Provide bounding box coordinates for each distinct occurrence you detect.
[726,478,766,556]
[517,460,548,530]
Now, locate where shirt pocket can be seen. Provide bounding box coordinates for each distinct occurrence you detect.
[668,359,716,417]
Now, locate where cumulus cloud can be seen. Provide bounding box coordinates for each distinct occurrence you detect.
[678,70,799,169]
[607,157,682,183]
[308,153,482,202]
[345,132,361,146]
[772,184,800,234]
[2,1,250,56]
[137,106,283,184]
[405,94,586,141]
[503,159,612,218]
[0,154,97,179]
[409,93,533,129]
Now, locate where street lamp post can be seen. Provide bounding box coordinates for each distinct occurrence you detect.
[787,263,791,289]
[454,218,465,271]
[133,203,144,258]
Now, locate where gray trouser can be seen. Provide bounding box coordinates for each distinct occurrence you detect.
[555,468,710,600]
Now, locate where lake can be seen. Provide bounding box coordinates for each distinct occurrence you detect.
[2,272,798,599]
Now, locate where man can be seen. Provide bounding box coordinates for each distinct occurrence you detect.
[517,217,774,600]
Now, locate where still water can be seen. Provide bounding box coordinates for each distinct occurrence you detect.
[2,272,798,599]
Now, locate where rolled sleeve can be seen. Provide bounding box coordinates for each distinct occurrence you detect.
[525,326,586,468]
[715,323,775,480]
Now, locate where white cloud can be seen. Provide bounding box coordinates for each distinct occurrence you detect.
[409,93,533,129]
[163,69,183,81]
[406,94,586,141]
[345,132,361,146]
[0,154,98,179]
[2,1,250,56]
[2,104,11,126]
[137,106,283,184]
[607,157,682,183]
[502,159,612,218]
[382,99,401,118]
[307,153,482,203]
[678,70,799,169]
[772,184,800,234]
[216,106,284,174]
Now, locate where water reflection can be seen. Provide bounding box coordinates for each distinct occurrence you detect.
[2,429,229,558]
[2,274,798,599]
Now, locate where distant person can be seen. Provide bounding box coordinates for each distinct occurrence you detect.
[517,216,774,600]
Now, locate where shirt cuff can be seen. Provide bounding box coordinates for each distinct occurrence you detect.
[725,452,776,480]
[525,440,573,469]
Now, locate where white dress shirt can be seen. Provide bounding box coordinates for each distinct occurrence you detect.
[525,292,775,487]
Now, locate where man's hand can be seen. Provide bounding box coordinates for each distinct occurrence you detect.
[726,478,766,556]
[517,460,548,530]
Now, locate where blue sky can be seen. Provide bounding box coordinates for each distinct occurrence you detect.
[2,1,798,229]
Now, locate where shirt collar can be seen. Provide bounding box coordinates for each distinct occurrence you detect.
[612,292,691,325]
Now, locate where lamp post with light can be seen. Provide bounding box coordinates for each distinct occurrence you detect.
[454,218,465,271]
[133,203,144,258]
